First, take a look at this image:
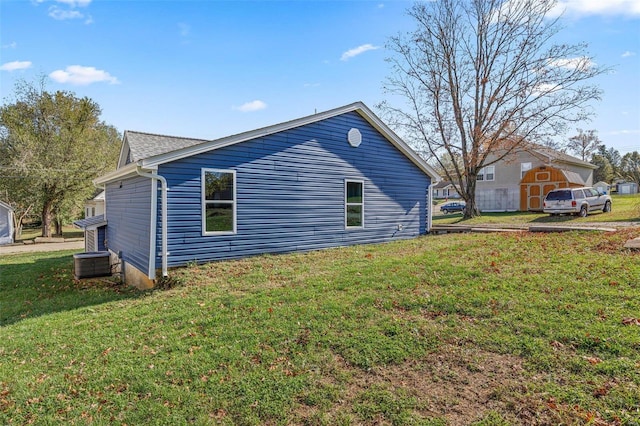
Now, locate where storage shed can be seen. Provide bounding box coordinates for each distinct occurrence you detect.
[0,201,14,245]
[73,214,107,252]
[594,181,610,194]
[94,102,441,288]
[618,182,638,195]
[519,165,585,211]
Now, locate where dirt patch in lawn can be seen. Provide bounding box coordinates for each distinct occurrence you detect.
[296,344,564,425]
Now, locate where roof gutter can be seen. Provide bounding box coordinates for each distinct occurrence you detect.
[135,166,168,279]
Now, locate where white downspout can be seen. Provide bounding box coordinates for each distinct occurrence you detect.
[427,184,433,233]
[136,166,168,278]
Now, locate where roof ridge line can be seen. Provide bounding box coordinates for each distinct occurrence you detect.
[125,130,210,142]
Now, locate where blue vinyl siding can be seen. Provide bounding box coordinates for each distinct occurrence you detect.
[105,175,152,275]
[156,111,430,267]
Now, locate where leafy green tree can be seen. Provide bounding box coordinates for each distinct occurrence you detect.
[591,153,614,184]
[596,145,622,177]
[0,79,121,237]
[379,0,605,218]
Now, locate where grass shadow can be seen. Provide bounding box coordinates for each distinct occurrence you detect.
[530,214,577,224]
[0,250,142,326]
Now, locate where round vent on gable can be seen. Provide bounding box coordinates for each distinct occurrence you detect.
[347,128,362,147]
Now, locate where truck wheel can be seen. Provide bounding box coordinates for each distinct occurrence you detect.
[578,205,588,217]
[603,201,611,213]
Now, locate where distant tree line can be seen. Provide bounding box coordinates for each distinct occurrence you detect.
[0,78,121,239]
[566,128,639,187]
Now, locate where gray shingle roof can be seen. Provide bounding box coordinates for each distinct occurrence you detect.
[125,131,209,163]
[433,180,455,189]
[560,170,586,186]
[73,214,107,230]
[528,144,597,169]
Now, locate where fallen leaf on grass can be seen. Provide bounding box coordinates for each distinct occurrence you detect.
[622,317,640,326]
[593,385,610,398]
[584,356,603,365]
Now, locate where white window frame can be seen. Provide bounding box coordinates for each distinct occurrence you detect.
[202,168,237,236]
[345,179,364,229]
[477,165,495,182]
[521,162,532,179]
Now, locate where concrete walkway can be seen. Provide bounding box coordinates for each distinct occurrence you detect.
[430,222,640,250]
[0,239,84,255]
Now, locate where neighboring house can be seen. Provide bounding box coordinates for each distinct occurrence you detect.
[0,201,14,245]
[73,191,107,252]
[85,191,105,218]
[432,181,462,200]
[593,181,610,194]
[73,214,107,252]
[617,182,638,195]
[93,102,441,288]
[476,145,597,212]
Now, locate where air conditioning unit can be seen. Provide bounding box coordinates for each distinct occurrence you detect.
[73,251,111,279]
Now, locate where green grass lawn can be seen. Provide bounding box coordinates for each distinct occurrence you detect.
[1,228,639,424]
[17,225,84,242]
[434,193,640,226]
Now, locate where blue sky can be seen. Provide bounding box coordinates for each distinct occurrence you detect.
[1,0,638,155]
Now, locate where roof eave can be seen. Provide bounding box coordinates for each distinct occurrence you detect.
[94,162,147,185]
[0,200,13,212]
[531,148,597,169]
[137,101,441,182]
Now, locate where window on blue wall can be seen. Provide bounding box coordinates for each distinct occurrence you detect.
[202,169,236,234]
[345,180,364,228]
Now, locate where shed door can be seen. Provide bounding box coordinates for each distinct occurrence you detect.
[528,185,541,210]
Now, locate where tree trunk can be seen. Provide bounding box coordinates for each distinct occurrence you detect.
[41,200,53,238]
[12,219,22,241]
[53,217,63,237]
[462,175,481,219]
[12,205,31,241]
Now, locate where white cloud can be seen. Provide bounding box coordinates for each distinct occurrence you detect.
[49,65,119,85]
[550,0,640,17]
[48,6,83,20]
[340,44,381,61]
[533,83,562,96]
[549,57,595,71]
[1,42,17,49]
[622,51,636,58]
[55,0,92,6]
[0,61,32,71]
[36,0,92,6]
[233,100,267,112]
[42,0,92,22]
[610,129,640,136]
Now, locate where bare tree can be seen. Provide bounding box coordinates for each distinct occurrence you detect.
[379,0,605,218]
[568,128,601,161]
